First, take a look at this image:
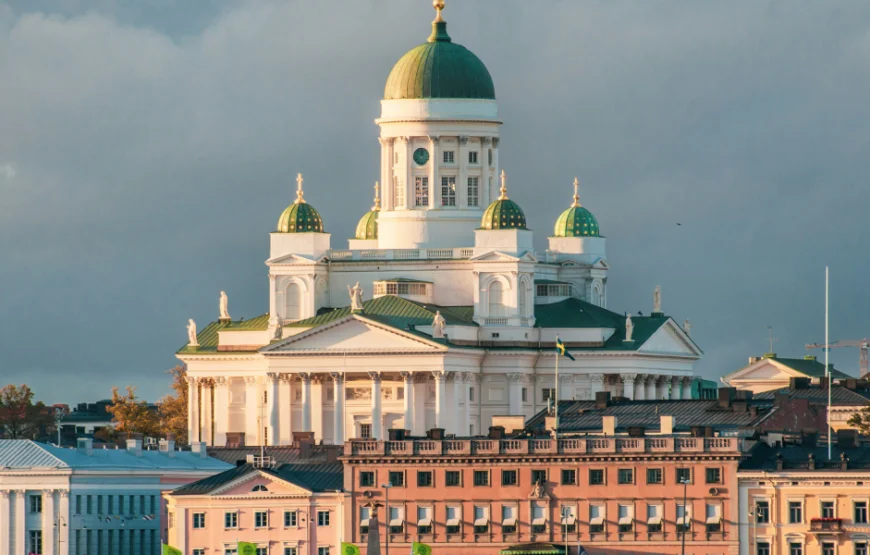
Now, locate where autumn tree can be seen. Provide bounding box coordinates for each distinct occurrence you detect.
[158,365,189,444]
[106,386,161,438]
[848,406,870,435]
[0,384,55,440]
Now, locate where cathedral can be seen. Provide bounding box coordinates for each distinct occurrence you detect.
[177,2,702,447]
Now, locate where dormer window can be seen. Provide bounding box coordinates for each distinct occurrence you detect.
[535,281,572,297]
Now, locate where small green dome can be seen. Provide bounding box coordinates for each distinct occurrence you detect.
[384,8,495,101]
[480,171,527,230]
[553,178,600,237]
[355,210,379,239]
[276,173,325,233]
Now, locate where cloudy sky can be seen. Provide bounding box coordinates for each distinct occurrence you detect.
[2,0,869,404]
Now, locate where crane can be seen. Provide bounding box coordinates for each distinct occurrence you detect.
[806,339,870,378]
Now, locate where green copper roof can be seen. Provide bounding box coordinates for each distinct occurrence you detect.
[354,210,378,240]
[481,199,527,230]
[176,313,270,354]
[277,202,324,233]
[384,18,495,101]
[554,205,599,237]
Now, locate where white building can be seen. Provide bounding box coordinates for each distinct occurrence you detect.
[178,3,702,447]
[0,438,230,555]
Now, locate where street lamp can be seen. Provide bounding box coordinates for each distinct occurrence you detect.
[381,482,392,555]
[679,478,690,555]
[561,506,570,555]
[55,515,66,554]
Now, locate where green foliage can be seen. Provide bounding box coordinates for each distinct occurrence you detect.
[847,406,870,435]
[0,384,55,440]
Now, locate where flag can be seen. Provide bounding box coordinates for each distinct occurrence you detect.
[411,543,432,555]
[238,541,258,555]
[556,337,575,361]
[162,545,183,555]
[577,540,589,555]
[341,543,361,555]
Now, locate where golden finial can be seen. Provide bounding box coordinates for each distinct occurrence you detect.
[372,181,381,211]
[499,169,509,200]
[295,172,306,204]
[433,0,445,22]
[571,177,582,207]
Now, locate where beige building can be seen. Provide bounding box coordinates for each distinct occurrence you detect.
[723,354,850,394]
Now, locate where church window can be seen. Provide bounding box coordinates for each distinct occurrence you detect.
[414,177,429,207]
[467,177,479,207]
[488,281,505,317]
[469,151,478,164]
[284,283,302,321]
[393,175,405,208]
[443,150,455,163]
[441,176,456,206]
[360,424,372,439]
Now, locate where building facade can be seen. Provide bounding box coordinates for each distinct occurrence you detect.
[177,1,703,449]
[0,438,230,555]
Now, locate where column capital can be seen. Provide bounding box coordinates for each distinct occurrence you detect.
[299,372,312,383]
[430,370,446,382]
[682,376,695,385]
[589,373,605,384]
[621,373,638,384]
[400,371,413,383]
[0,490,8,498]
[58,490,69,499]
[378,137,394,147]
[13,489,25,495]
[368,371,382,383]
[413,372,431,384]
[459,136,469,144]
[266,372,280,384]
[492,137,500,148]
[214,376,228,386]
[482,137,493,145]
[243,376,259,385]
[200,377,215,388]
[505,372,523,383]
[559,374,575,384]
[428,135,441,145]
[330,372,344,383]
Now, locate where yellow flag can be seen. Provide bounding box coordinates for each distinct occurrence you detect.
[238,541,258,555]
[162,545,183,555]
[341,542,361,555]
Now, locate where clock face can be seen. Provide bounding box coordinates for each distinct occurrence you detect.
[413,148,430,166]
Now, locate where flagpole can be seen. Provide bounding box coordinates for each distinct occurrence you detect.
[826,266,831,460]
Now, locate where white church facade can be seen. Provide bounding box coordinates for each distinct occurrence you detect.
[177,2,702,447]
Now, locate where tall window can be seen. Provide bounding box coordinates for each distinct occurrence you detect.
[488,281,504,317]
[473,470,489,486]
[855,501,868,524]
[317,511,330,526]
[415,176,429,207]
[467,177,479,207]
[756,501,770,524]
[286,549,299,555]
[561,469,576,485]
[469,151,478,164]
[705,504,722,532]
[788,501,802,524]
[445,470,461,486]
[393,176,404,208]
[360,424,372,439]
[856,543,868,555]
[285,510,298,527]
[30,495,42,513]
[473,506,488,533]
[676,468,692,483]
[618,504,633,533]
[318,548,330,555]
[443,150,455,163]
[502,470,518,486]
[225,511,238,529]
[822,543,835,555]
[417,506,433,534]
[617,468,634,484]
[589,469,605,485]
[29,530,42,554]
[388,471,404,487]
[285,283,301,321]
[647,468,663,484]
[441,176,456,206]
[360,507,371,535]
[446,506,460,534]
[193,513,206,529]
[757,543,771,555]
[531,469,547,485]
[821,501,835,518]
[789,544,803,555]
[255,511,268,528]
[647,504,663,533]
[676,504,690,532]
[589,505,605,533]
[705,468,721,484]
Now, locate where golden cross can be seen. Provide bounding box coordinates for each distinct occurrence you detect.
[499,169,508,200]
[572,177,581,207]
[295,173,305,203]
[373,181,381,210]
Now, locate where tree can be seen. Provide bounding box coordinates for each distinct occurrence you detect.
[106,386,160,438]
[158,365,189,444]
[0,384,55,440]
[847,406,870,434]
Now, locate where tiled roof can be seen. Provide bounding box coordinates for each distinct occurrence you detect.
[0,441,232,471]
[170,463,254,495]
[0,440,68,468]
[177,313,270,354]
[754,384,870,405]
[171,462,344,496]
[288,295,477,330]
[207,446,339,465]
[772,357,851,379]
[740,442,870,471]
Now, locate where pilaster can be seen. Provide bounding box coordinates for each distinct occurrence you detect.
[311,375,324,443]
[267,373,280,446]
[200,378,213,445]
[300,373,312,433]
[58,491,69,555]
[401,372,414,433]
[42,489,55,555]
[279,374,293,444]
[244,376,260,445]
[213,377,229,446]
[369,372,383,440]
[429,136,440,209]
[187,377,200,443]
[14,490,24,555]
[0,491,9,555]
[432,371,446,429]
[622,373,638,400]
[331,373,345,445]
[506,373,523,416]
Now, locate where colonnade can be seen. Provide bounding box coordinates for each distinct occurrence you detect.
[0,489,70,555]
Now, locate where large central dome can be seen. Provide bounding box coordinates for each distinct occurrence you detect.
[383,6,495,101]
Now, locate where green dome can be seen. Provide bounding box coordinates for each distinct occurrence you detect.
[481,198,527,230]
[276,173,324,233]
[355,210,378,239]
[384,14,495,101]
[553,178,600,237]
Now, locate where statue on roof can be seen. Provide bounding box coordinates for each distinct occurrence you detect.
[653,285,662,313]
[683,319,692,335]
[219,291,230,321]
[624,314,634,342]
[187,319,199,347]
[432,311,446,338]
[348,282,364,311]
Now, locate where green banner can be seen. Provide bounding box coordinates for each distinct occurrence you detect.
[412,542,432,555]
[162,545,183,555]
[341,542,361,555]
[238,541,258,555]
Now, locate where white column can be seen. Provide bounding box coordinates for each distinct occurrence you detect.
[670,377,681,400]
[0,491,9,555]
[622,374,637,400]
[462,374,472,436]
[589,374,604,398]
[42,490,55,555]
[450,373,462,435]
[646,376,657,400]
[58,491,69,555]
[279,374,292,444]
[412,375,427,436]
[507,373,522,416]
[201,380,213,445]
[458,136,469,207]
[14,490,24,555]
[634,375,646,401]
[370,372,383,440]
[267,373,280,446]
[187,377,200,443]
[300,373,312,432]
[433,371,446,429]
[332,373,345,445]
[244,376,260,445]
[429,136,440,209]
[401,372,413,432]
[311,377,324,442]
[481,137,491,206]
[682,378,693,400]
[213,377,229,446]
[379,137,390,210]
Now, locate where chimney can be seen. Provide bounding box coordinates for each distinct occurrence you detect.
[837,429,858,450]
[602,416,617,436]
[487,426,505,440]
[190,441,208,458]
[717,387,736,409]
[749,356,761,364]
[804,355,817,362]
[76,437,93,456]
[159,438,176,457]
[126,438,143,457]
[595,391,611,409]
[427,428,445,440]
[801,430,818,448]
[388,429,407,441]
[660,415,675,435]
[627,426,645,437]
[774,393,790,407]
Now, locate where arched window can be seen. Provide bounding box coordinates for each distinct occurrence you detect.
[315,280,328,312]
[252,484,268,492]
[285,282,301,321]
[592,282,604,308]
[519,281,529,318]
[489,281,504,317]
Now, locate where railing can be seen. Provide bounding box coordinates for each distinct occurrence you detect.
[484,318,508,325]
[327,248,475,261]
[344,437,740,456]
[810,518,844,533]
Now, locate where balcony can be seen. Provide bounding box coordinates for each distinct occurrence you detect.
[810,518,844,534]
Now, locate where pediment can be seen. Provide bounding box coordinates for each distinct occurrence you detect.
[262,315,446,354]
[266,252,319,265]
[214,470,313,497]
[592,258,609,270]
[470,251,522,262]
[724,359,806,384]
[637,320,702,358]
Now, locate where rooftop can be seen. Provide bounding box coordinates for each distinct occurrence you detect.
[171,461,344,495]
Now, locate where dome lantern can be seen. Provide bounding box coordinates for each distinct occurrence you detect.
[276,173,325,233]
[480,170,528,230]
[553,177,600,237]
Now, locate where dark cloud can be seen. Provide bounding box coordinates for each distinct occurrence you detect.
[2,1,869,403]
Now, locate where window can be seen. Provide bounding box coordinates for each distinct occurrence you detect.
[118,495,125,514]
[389,506,403,534]
[821,501,835,519]
[441,176,456,206]
[531,469,547,485]
[789,501,803,524]
[857,544,868,555]
[757,542,771,555]
[469,387,475,402]
[542,388,556,403]
[473,506,489,534]
[75,495,82,515]
[705,467,722,484]
[30,495,42,513]
[317,511,330,526]
[193,513,206,529]
[469,151,478,164]
[488,281,504,317]
[561,469,576,485]
[360,472,375,487]
[417,471,433,487]
[318,548,330,555]
[285,549,298,555]
[443,150,455,163]
[560,506,577,533]
[255,511,269,528]
[193,550,205,555]
[589,469,605,485]
[415,176,429,207]
[789,543,803,555]
[29,530,42,554]
[502,470,518,486]
[823,543,835,555]
[445,471,461,487]
[108,496,114,515]
[618,504,634,533]
[360,506,371,535]
[446,506,461,534]
[467,177,479,207]
[531,505,547,533]
[388,471,404,487]
[360,423,372,439]
[536,284,572,297]
[618,468,634,484]
[705,503,722,532]
[394,176,405,208]
[521,387,528,402]
[474,470,489,486]
[285,282,301,321]
[225,511,238,529]
[501,505,517,533]
[647,468,663,484]
[676,504,690,532]
[589,505,605,533]
[756,500,770,524]
[417,506,433,534]
[252,484,268,492]
[647,504,663,533]
[285,510,297,527]
[856,501,868,524]
[676,467,692,483]
[488,148,493,166]
[225,550,237,555]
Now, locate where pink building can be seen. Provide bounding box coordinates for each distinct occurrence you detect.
[164,455,346,555]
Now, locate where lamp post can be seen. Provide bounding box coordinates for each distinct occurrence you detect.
[55,515,66,555]
[680,478,690,555]
[561,506,569,555]
[381,482,392,555]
